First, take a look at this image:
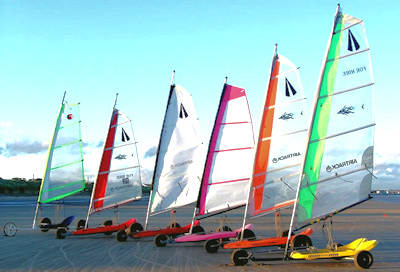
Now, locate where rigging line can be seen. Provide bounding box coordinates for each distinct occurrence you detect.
[335,172,353,183]
[365,166,377,179]
[319,82,374,100]
[280,178,295,191]
[327,48,369,63]
[259,128,308,142]
[309,123,375,144]
[333,19,363,34]
[264,97,307,111]
[271,66,300,79]
[253,163,301,178]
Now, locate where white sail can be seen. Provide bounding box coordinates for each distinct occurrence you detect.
[149,84,205,215]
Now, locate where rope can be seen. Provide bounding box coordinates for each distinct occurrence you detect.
[169,209,177,227]
[322,219,338,250]
[275,212,284,237]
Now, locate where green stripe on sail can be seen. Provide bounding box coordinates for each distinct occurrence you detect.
[40,187,85,204]
[298,13,344,221]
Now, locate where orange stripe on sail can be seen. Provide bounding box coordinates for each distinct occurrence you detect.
[253,59,280,212]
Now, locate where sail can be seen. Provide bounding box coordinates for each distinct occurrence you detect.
[38,99,85,204]
[197,84,254,216]
[90,109,142,214]
[296,7,375,222]
[149,84,205,215]
[248,49,308,218]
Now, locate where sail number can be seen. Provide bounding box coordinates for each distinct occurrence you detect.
[342,66,366,76]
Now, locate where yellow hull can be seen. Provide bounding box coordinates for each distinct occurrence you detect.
[291,238,378,260]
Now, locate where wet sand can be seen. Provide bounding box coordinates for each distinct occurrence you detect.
[0,195,399,271]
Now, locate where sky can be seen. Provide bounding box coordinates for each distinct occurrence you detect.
[0,0,399,190]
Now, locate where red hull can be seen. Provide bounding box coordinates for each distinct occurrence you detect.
[130,220,201,238]
[72,218,137,236]
[223,228,313,249]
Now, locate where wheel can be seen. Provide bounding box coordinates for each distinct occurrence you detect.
[129,222,144,234]
[75,219,86,230]
[291,235,312,248]
[191,225,205,234]
[231,249,249,266]
[154,234,168,247]
[39,217,51,232]
[102,220,113,226]
[217,226,232,232]
[167,222,180,228]
[56,228,67,239]
[116,230,128,242]
[3,222,18,236]
[204,239,220,253]
[354,250,373,269]
[238,229,256,240]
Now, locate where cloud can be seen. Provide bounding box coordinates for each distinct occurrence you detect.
[140,168,154,185]
[144,146,157,158]
[1,139,48,157]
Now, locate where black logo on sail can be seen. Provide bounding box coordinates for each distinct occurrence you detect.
[285,78,297,97]
[179,103,189,118]
[337,105,355,115]
[122,128,130,142]
[348,29,360,52]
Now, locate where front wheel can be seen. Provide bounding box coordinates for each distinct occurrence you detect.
[116,230,128,242]
[3,222,18,236]
[75,219,86,230]
[56,228,67,239]
[204,239,220,253]
[354,250,373,269]
[154,234,168,247]
[39,217,51,232]
[231,249,249,266]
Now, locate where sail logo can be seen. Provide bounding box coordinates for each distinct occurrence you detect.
[337,105,355,115]
[170,159,193,169]
[179,103,189,119]
[348,29,360,52]
[122,128,130,142]
[272,152,301,163]
[279,112,294,120]
[285,78,297,97]
[122,177,130,184]
[115,154,127,160]
[326,159,358,172]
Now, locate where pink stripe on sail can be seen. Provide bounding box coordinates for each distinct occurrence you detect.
[207,177,250,186]
[213,146,253,153]
[198,85,245,215]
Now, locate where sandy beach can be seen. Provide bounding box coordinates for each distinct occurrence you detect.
[0,195,399,271]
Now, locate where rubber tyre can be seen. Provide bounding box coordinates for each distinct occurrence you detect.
[204,239,220,253]
[76,219,86,230]
[354,250,373,269]
[192,225,205,234]
[3,222,18,237]
[217,226,232,232]
[56,228,67,239]
[231,249,249,266]
[116,230,128,242]
[167,222,180,228]
[238,229,256,240]
[39,217,51,232]
[291,235,312,248]
[129,222,144,234]
[154,234,168,247]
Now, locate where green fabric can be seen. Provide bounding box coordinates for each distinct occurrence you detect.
[298,12,344,221]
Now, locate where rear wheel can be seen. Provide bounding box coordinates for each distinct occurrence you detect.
[354,250,373,269]
[3,222,18,237]
[231,249,249,266]
[116,230,128,242]
[204,239,220,253]
[191,225,205,234]
[154,234,168,247]
[56,228,67,239]
[291,235,312,248]
[129,222,144,234]
[75,219,86,230]
[39,217,51,232]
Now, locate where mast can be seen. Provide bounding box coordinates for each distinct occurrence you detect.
[144,70,176,230]
[240,44,278,240]
[284,5,341,257]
